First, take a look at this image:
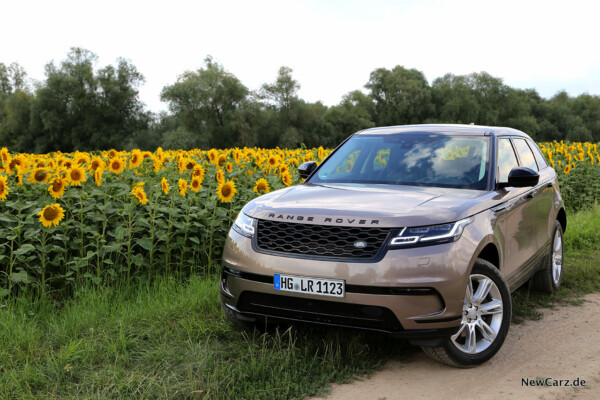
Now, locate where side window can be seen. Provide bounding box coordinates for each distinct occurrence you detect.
[513,138,538,171]
[497,138,519,182]
[527,139,548,169]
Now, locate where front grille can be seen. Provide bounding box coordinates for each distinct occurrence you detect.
[237,291,403,332]
[255,219,391,259]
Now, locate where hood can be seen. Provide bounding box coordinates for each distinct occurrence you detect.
[243,183,504,228]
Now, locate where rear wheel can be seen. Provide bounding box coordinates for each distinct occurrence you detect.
[532,220,564,293]
[422,259,511,368]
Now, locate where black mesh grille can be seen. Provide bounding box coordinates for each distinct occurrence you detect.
[255,220,391,259]
[237,291,403,332]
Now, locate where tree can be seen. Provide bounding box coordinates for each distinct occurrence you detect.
[27,48,148,152]
[160,56,250,148]
[259,66,300,110]
[365,66,434,126]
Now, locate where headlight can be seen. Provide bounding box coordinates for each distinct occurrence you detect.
[232,212,255,238]
[389,217,473,248]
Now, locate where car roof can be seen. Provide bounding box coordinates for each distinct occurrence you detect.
[356,124,530,138]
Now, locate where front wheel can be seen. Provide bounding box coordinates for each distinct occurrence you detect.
[422,259,511,368]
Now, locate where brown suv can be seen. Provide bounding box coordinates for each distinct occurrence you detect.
[220,124,566,367]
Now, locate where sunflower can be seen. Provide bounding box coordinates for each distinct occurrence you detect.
[48,177,66,199]
[217,153,227,167]
[37,203,66,228]
[216,169,225,184]
[131,186,149,205]
[28,168,51,184]
[253,178,270,194]
[0,175,9,201]
[178,178,187,197]
[90,156,104,171]
[67,167,87,186]
[192,165,205,179]
[278,164,289,175]
[225,162,233,173]
[108,149,118,159]
[75,153,90,165]
[190,176,202,192]
[267,155,279,167]
[0,147,10,164]
[109,158,125,174]
[281,172,292,186]
[233,149,243,164]
[161,177,169,194]
[563,164,572,175]
[217,180,236,203]
[94,168,103,186]
[208,149,219,164]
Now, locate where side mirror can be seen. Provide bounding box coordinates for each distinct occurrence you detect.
[298,161,317,180]
[497,167,539,189]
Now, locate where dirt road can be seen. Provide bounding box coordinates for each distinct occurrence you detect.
[310,293,600,400]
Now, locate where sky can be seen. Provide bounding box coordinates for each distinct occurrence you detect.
[2,0,599,113]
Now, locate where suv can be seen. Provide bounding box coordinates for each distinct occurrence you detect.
[220,124,566,367]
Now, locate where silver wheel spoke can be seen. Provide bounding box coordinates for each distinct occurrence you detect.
[466,324,477,353]
[467,279,474,302]
[554,235,562,252]
[472,278,492,303]
[477,319,497,343]
[451,323,466,342]
[480,299,503,315]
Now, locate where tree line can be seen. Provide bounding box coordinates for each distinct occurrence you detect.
[1,47,599,153]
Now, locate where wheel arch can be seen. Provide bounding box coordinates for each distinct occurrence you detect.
[557,207,567,233]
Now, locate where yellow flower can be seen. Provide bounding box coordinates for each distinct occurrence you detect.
[281,171,292,186]
[108,158,125,174]
[225,162,233,173]
[253,178,270,194]
[178,178,187,196]
[208,149,219,164]
[94,168,103,186]
[131,186,148,205]
[267,155,279,167]
[563,164,571,175]
[38,203,65,228]
[190,176,202,192]
[161,177,169,195]
[0,175,9,201]
[48,177,66,199]
[90,156,104,171]
[217,180,236,203]
[216,169,225,184]
[129,150,143,169]
[0,147,10,164]
[192,165,205,180]
[67,167,86,186]
[28,168,51,184]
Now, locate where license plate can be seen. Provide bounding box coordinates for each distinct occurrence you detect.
[274,274,345,298]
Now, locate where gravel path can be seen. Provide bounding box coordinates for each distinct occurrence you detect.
[309,293,600,400]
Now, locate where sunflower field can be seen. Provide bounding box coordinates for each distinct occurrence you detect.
[0,142,598,299]
[0,146,330,298]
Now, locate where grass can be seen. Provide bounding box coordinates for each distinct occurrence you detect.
[0,276,411,399]
[1,206,599,398]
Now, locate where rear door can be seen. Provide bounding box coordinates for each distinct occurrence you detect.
[494,137,538,286]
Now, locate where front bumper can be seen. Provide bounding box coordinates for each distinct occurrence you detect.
[220,228,477,335]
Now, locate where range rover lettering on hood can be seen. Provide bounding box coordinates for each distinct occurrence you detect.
[267,213,379,225]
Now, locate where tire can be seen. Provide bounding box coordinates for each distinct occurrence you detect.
[532,220,564,294]
[422,258,511,368]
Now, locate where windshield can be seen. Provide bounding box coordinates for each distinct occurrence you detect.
[309,134,490,190]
